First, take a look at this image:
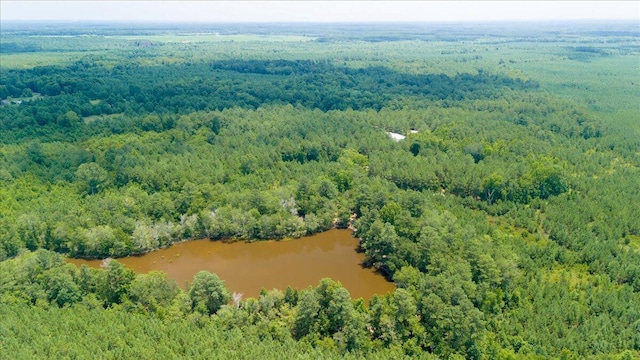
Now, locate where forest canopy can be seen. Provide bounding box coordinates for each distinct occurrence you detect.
[1,21,639,359]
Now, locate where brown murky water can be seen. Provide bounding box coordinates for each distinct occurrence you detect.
[67,229,394,300]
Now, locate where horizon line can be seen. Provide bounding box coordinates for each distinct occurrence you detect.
[2,18,637,24]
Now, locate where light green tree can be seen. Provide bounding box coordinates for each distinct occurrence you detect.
[75,162,110,195]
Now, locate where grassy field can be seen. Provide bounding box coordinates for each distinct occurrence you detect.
[0,51,90,69]
[105,34,317,43]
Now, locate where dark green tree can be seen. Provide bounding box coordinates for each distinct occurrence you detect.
[189,271,231,315]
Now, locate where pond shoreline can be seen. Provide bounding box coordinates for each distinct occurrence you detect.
[67,228,394,300]
[66,222,355,261]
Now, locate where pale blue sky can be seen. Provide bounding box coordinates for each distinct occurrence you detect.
[1,1,638,23]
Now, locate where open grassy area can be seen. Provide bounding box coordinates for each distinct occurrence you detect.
[105,34,317,43]
[0,51,91,69]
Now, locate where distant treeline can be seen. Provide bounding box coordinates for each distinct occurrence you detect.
[1,59,537,114]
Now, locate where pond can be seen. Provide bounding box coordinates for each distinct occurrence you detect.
[67,228,395,300]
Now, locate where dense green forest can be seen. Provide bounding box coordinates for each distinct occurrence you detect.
[1,21,639,359]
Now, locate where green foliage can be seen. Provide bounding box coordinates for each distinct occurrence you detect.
[189,271,231,315]
[75,162,110,195]
[1,20,639,360]
[99,260,136,305]
[128,271,179,315]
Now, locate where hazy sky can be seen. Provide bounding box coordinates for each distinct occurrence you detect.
[1,1,638,23]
